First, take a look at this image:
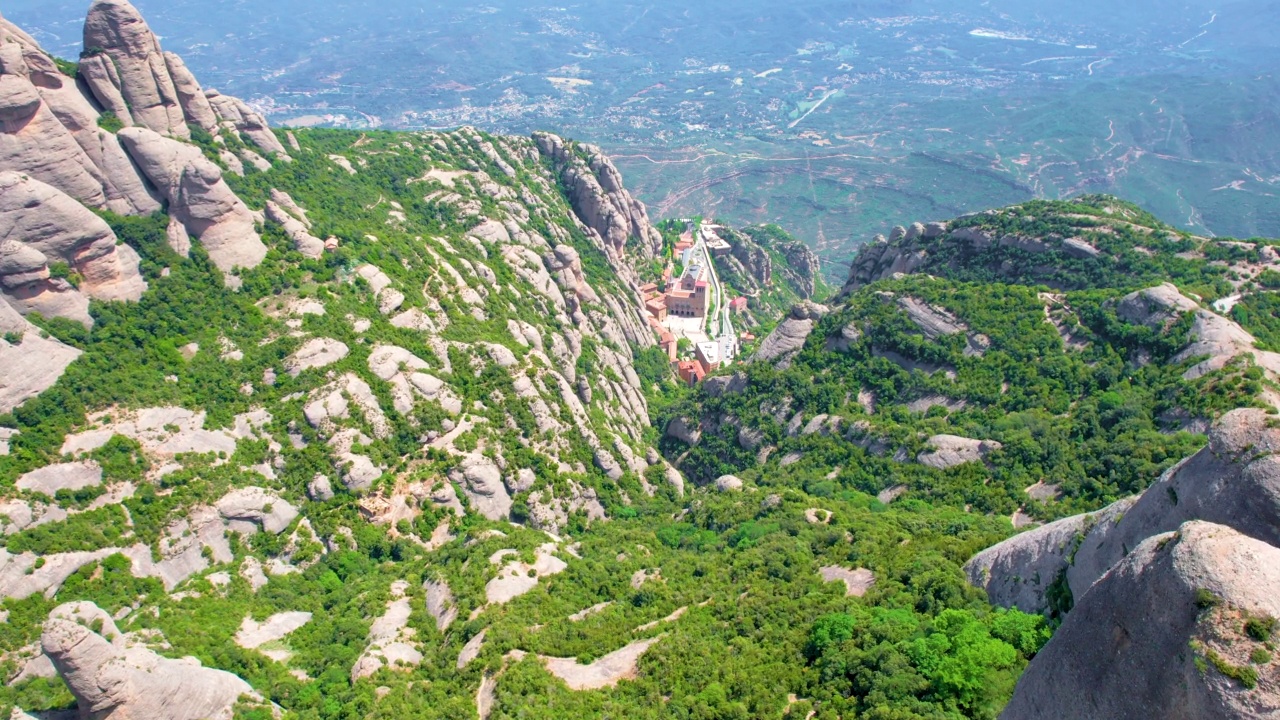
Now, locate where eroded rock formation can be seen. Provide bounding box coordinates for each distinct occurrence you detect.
[0,171,145,324]
[42,601,263,720]
[118,127,266,273]
[1001,522,1280,720]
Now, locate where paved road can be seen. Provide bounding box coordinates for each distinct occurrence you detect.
[693,225,735,360]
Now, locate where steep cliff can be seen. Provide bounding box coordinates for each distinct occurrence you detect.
[1000,522,1280,720]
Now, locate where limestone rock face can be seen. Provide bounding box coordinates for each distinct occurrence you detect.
[81,0,190,138]
[0,299,81,413]
[205,90,289,159]
[118,126,267,273]
[162,51,218,133]
[533,131,661,258]
[916,435,1002,469]
[42,601,260,720]
[752,301,828,368]
[967,408,1280,614]
[1001,522,1280,720]
[0,172,146,324]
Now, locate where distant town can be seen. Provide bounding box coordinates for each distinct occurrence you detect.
[641,221,753,386]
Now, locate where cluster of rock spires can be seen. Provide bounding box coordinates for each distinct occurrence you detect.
[0,0,286,413]
[0,0,282,285]
[968,408,1280,718]
[534,131,662,261]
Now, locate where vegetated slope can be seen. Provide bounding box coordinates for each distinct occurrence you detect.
[662,196,1280,522]
[0,3,1057,720]
[658,196,1280,717]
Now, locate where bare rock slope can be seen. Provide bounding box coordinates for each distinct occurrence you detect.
[42,601,264,720]
[1001,522,1280,720]
[966,408,1280,614]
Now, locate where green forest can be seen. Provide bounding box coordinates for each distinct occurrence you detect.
[1,125,1276,720]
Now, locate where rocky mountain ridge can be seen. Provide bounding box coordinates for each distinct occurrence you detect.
[0,2,721,715]
[0,2,1277,719]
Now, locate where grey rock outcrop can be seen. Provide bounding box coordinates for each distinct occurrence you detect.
[967,408,1280,614]
[840,234,930,295]
[286,338,349,377]
[265,195,324,259]
[307,475,334,501]
[0,172,146,324]
[450,453,512,521]
[917,435,1002,470]
[751,301,828,368]
[1001,522,1280,720]
[118,127,267,273]
[81,0,190,138]
[1116,283,1200,329]
[205,90,290,159]
[704,372,748,398]
[714,475,744,492]
[534,132,661,258]
[42,601,262,720]
[1116,284,1280,381]
[16,461,102,496]
[0,299,81,413]
[216,487,299,535]
[718,227,822,301]
[779,241,822,299]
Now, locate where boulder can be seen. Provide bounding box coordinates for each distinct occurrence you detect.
[664,416,701,446]
[714,475,743,492]
[703,372,748,398]
[450,453,512,521]
[43,601,262,720]
[752,301,828,368]
[917,435,1002,469]
[307,475,334,502]
[1001,522,1280,720]
[216,487,299,534]
[118,127,266,273]
[285,338,349,377]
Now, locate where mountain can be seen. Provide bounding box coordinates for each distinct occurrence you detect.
[0,2,1278,720]
[8,0,1280,260]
